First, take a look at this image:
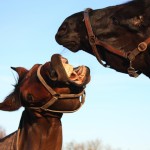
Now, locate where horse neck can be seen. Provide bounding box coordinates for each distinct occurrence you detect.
[17,109,63,150]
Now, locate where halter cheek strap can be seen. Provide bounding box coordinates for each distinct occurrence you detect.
[29,65,86,113]
[84,8,150,77]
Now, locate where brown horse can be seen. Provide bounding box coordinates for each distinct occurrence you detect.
[0,54,90,150]
[55,0,150,78]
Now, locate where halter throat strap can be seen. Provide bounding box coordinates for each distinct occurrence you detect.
[84,8,150,77]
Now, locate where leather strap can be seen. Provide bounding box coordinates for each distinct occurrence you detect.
[84,8,150,77]
[127,39,150,61]
[84,8,107,67]
[29,65,86,113]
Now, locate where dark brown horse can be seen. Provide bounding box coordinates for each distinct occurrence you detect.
[55,0,150,78]
[0,54,90,150]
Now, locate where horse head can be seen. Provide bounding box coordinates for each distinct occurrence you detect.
[55,0,150,78]
[0,54,90,113]
[0,54,90,150]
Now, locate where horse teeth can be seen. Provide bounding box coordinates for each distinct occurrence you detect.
[63,63,73,77]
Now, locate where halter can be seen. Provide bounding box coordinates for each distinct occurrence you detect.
[16,64,86,150]
[29,65,86,113]
[84,8,150,77]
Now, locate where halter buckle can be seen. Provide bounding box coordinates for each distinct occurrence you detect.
[127,51,135,61]
[89,35,96,45]
[53,93,60,98]
[138,42,147,52]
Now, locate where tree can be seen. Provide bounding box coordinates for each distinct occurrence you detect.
[63,139,121,150]
[0,126,6,139]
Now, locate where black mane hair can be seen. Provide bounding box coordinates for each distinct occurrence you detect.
[114,0,150,18]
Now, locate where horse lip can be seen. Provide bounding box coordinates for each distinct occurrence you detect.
[63,41,76,46]
[61,41,75,48]
[51,54,69,82]
[69,66,91,86]
[50,54,90,86]
[56,37,79,51]
[64,41,80,52]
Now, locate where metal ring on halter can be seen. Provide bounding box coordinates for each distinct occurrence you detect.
[138,42,147,52]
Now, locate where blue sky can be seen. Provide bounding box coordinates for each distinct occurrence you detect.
[0,0,150,150]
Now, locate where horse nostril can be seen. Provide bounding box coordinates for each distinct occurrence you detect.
[57,23,68,37]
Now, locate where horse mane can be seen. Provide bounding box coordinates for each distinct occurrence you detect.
[114,0,150,18]
[111,0,150,32]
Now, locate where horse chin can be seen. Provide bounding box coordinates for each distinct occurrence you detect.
[56,36,80,52]
[62,42,80,52]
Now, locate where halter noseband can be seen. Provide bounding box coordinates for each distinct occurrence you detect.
[29,65,86,113]
[84,8,150,77]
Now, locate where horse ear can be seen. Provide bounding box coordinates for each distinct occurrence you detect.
[0,92,21,111]
[11,67,28,80]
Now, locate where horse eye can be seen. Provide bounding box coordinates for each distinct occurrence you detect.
[27,94,34,102]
